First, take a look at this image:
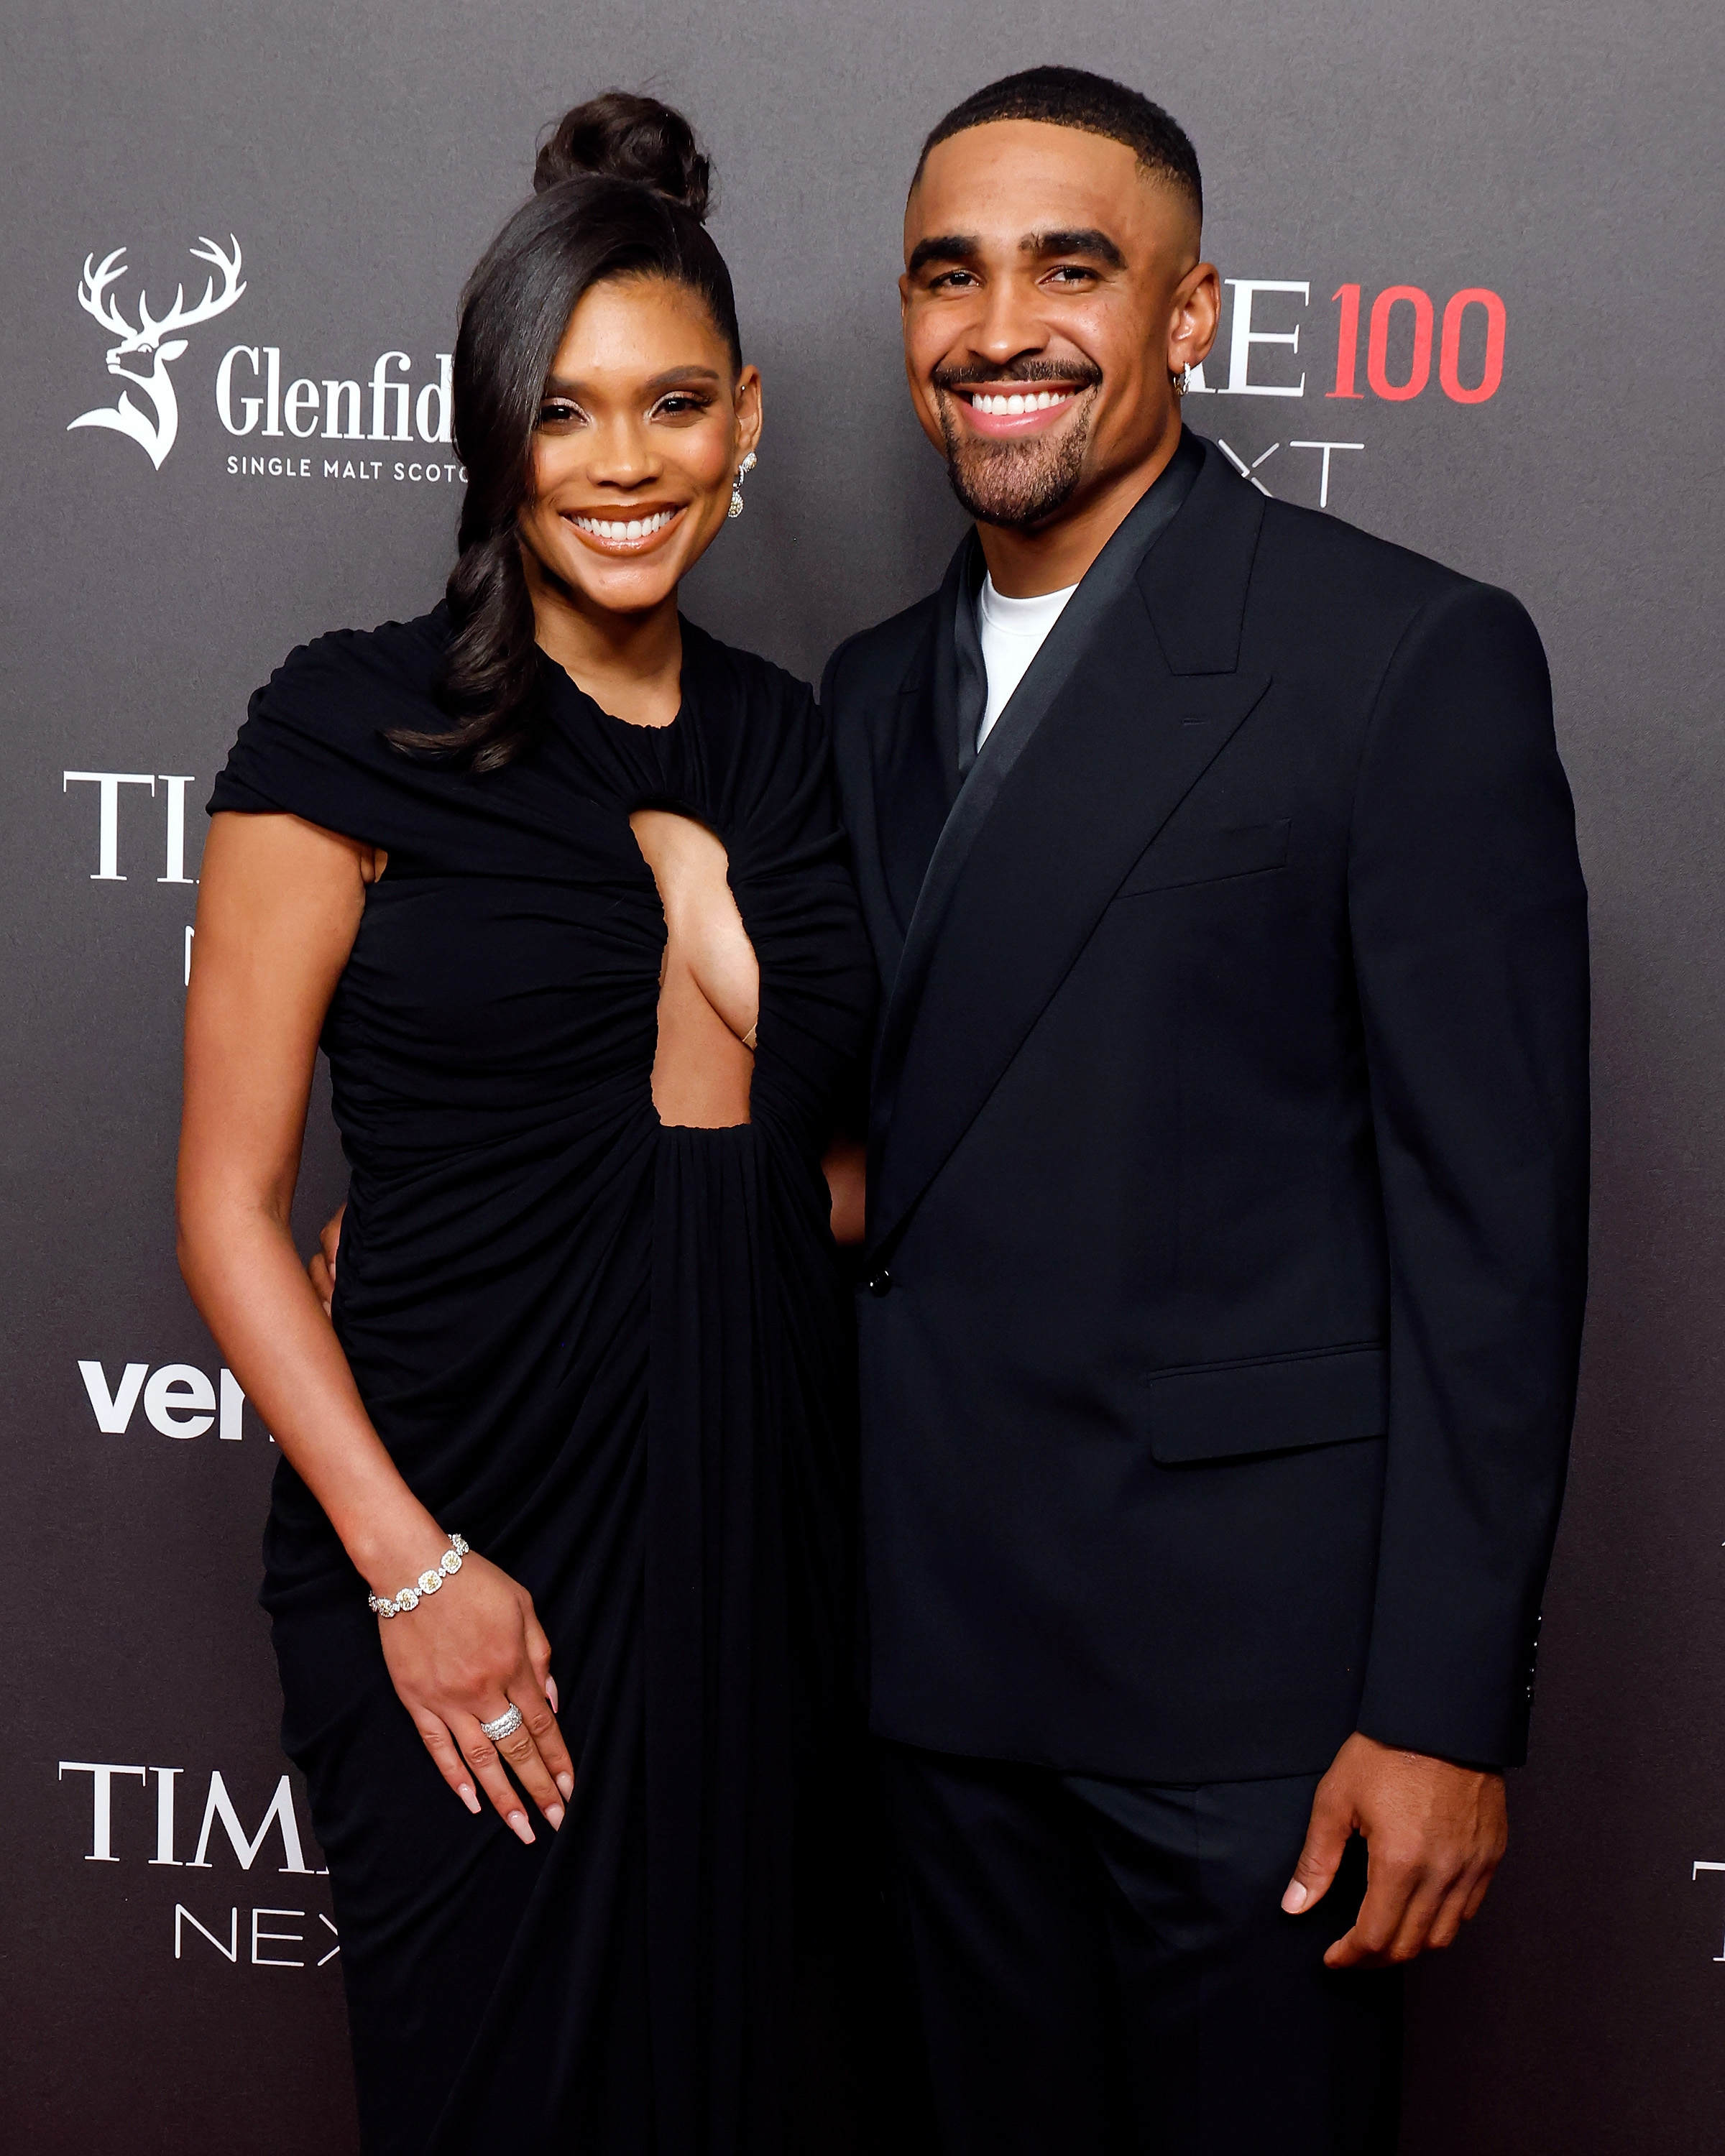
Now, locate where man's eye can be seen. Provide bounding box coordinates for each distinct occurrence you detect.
[1047,266,1095,286]
[929,270,978,290]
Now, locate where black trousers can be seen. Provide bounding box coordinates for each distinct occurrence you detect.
[874,1743,1402,2156]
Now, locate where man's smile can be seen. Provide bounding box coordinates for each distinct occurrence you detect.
[945,382,1090,440]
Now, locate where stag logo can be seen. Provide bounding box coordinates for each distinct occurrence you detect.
[68,236,246,470]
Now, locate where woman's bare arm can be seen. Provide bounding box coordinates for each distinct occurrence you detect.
[178,811,572,1838]
[179,812,426,1577]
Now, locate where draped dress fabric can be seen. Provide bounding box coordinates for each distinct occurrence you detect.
[208,608,878,2156]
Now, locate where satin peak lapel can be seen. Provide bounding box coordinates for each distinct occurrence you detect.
[868,443,1271,1258]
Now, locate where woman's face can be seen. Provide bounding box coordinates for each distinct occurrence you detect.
[518,275,761,619]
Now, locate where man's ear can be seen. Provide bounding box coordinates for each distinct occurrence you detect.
[1169,259,1222,374]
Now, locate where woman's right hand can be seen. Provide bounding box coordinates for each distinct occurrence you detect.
[374,1546,575,1843]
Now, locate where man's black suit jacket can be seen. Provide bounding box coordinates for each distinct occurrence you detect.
[823,433,1589,1782]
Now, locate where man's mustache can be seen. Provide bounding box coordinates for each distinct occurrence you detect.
[931,358,1103,393]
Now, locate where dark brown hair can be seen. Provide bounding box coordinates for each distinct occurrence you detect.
[395,92,740,771]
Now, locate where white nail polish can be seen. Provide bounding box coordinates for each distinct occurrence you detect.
[548,1803,565,1830]
[510,1811,533,1844]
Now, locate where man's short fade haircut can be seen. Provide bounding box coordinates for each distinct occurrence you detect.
[913,65,1202,224]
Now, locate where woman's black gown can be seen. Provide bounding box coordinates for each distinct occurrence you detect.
[209,609,879,2156]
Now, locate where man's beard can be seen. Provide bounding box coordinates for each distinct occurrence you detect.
[932,360,1101,529]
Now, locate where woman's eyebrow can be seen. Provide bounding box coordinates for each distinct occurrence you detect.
[540,366,723,396]
[645,366,723,390]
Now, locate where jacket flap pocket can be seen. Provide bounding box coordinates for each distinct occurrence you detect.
[1144,1343,1387,1465]
[1116,817,1290,900]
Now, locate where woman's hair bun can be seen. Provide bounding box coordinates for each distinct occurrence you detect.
[535,91,712,220]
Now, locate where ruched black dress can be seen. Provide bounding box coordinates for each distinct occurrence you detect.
[209,609,878,2156]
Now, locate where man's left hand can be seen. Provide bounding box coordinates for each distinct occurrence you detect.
[1282,1731,1508,1967]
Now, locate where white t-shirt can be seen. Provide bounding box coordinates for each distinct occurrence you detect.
[976,573,1080,748]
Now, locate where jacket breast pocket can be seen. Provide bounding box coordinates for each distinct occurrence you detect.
[1115,817,1290,900]
[1143,1342,1387,1465]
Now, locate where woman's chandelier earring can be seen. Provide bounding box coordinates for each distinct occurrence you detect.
[728,451,758,520]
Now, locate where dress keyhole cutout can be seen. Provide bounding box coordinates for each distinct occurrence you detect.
[629,809,760,1129]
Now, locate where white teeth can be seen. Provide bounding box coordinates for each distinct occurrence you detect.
[969,390,1072,415]
[574,509,676,540]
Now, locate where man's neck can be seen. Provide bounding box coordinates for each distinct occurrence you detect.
[975,415,1184,599]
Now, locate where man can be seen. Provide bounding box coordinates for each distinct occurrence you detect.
[822,65,1588,2154]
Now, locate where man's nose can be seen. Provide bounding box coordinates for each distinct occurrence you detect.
[967,276,1052,370]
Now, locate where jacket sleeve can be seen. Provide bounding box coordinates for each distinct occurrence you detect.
[1347,579,1589,1767]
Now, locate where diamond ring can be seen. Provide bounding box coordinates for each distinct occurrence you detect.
[479,1704,524,1743]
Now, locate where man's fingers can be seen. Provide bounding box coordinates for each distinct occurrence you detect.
[458,1720,538,1846]
[1282,1790,1352,1914]
[411,1708,482,1816]
[1325,1843,1502,1966]
[1425,1870,1487,1952]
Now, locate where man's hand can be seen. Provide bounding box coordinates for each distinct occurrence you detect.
[1282,1731,1507,1967]
[309,1203,344,1316]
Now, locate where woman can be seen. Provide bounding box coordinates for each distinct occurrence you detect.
[177,93,878,2155]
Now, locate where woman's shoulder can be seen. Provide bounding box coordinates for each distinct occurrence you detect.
[262,604,451,722]
[681,619,822,755]
[211,604,456,835]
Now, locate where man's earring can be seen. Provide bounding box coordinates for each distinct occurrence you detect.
[1173,363,1192,397]
[728,451,758,520]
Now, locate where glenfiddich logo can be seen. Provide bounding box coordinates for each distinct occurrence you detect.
[68,236,247,470]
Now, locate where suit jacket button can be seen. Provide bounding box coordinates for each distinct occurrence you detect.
[866,1266,892,1297]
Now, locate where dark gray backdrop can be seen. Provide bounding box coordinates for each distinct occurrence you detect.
[2,1,1720,2148]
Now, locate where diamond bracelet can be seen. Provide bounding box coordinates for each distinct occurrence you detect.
[367,1532,470,1618]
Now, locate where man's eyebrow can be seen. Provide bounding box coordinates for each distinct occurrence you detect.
[1024,228,1127,270]
[906,234,981,275]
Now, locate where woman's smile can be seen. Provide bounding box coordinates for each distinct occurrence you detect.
[565,502,687,555]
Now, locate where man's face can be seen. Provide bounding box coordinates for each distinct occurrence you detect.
[900,120,1216,530]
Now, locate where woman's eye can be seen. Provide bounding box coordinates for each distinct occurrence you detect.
[536,401,583,428]
[654,393,710,418]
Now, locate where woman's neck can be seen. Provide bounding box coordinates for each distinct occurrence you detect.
[525,550,684,729]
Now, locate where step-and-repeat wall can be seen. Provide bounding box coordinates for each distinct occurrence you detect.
[2,3,1719,2147]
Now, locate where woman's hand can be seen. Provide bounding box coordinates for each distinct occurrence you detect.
[822,1134,867,1247]
[309,1202,344,1315]
[377,1547,574,1843]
